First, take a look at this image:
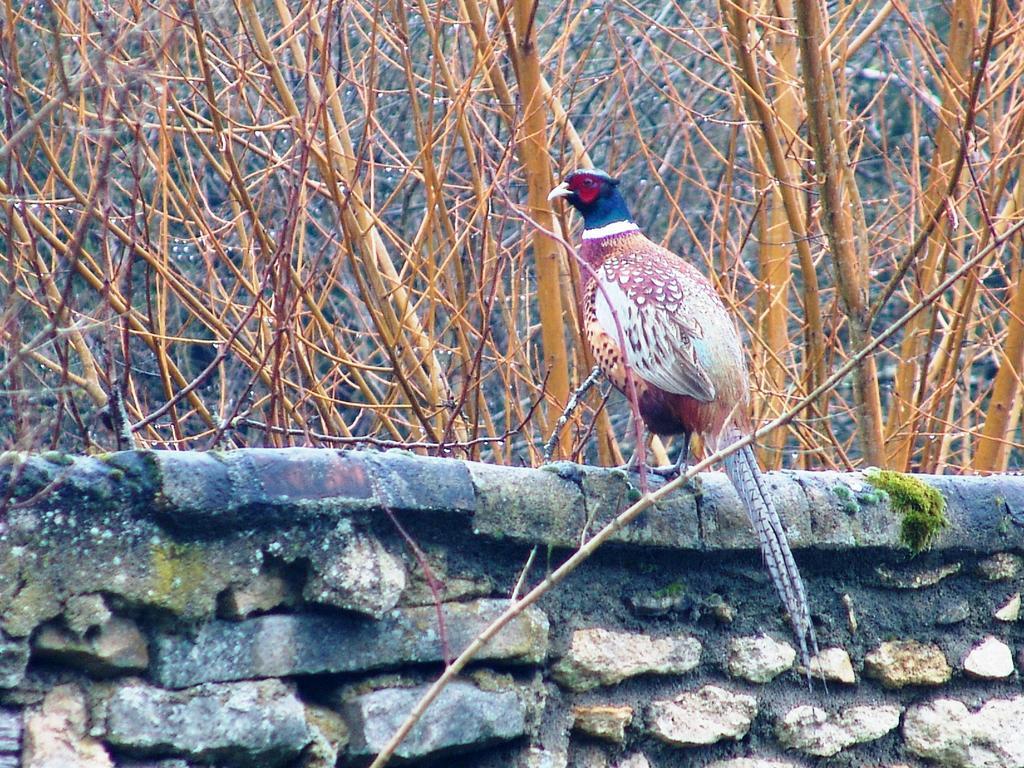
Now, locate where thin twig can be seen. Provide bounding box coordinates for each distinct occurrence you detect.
[542,365,604,461]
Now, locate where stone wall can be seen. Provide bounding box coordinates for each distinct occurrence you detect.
[0,448,1022,767]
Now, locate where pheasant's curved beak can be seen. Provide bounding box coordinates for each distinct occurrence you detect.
[547,181,572,202]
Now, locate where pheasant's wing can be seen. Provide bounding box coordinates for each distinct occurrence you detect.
[593,259,716,402]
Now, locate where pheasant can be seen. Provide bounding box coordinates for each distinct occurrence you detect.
[548,168,817,669]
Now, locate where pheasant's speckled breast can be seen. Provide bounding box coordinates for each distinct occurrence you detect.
[580,231,750,440]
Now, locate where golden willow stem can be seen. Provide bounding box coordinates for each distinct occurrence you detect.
[722,0,828,435]
[507,0,572,454]
[882,0,982,468]
[794,0,886,466]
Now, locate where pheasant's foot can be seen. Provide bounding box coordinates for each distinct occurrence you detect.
[618,463,699,492]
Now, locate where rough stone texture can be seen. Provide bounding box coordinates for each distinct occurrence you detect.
[876,562,962,589]
[614,754,651,768]
[0,632,28,689]
[800,647,856,684]
[705,594,736,624]
[707,761,801,768]
[962,636,1014,679]
[153,599,549,688]
[994,592,1020,622]
[33,617,148,675]
[2,580,61,638]
[22,684,113,768]
[344,680,528,760]
[864,640,952,688]
[63,594,112,636]
[301,704,349,768]
[571,705,633,743]
[936,599,972,625]
[904,696,1024,767]
[553,629,700,691]
[727,634,796,683]
[402,556,493,606]
[303,528,406,618]
[472,461,705,550]
[149,449,477,530]
[218,572,298,619]
[566,743,605,768]
[776,704,901,757]
[106,679,311,766]
[646,686,757,747]
[976,552,1023,581]
[522,744,569,768]
[0,709,19,759]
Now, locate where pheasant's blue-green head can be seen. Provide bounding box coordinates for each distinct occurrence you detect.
[548,169,634,231]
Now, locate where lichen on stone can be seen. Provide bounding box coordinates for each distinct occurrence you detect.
[653,581,686,599]
[39,451,74,467]
[149,542,212,615]
[832,484,860,515]
[865,470,948,554]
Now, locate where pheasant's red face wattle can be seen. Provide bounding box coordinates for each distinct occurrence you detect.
[569,174,602,204]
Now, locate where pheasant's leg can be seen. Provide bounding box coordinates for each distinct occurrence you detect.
[619,446,641,472]
[542,366,604,461]
[616,426,650,472]
[651,431,692,478]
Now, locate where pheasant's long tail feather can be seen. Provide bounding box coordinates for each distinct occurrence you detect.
[722,439,818,671]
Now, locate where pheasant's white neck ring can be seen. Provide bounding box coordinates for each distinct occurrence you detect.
[582,220,639,240]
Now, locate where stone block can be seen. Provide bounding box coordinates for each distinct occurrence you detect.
[863,640,951,688]
[0,708,20,754]
[106,679,311,767]
[580,467,700,549]
[152,449,375,530]
[301,704,348,768]
[876,562,961,589]
[700,471,814,549]
[64,594,112,635]
[302,529,407,618]
[976,552,1022,581]
[726,634,795,683]
[153,600,548,688]
[571,705,633,743]
[0,633,28,689]
[614,754,651,768]
[904,696,1024,767]
[994,592,1020,622]
[776,704,901,757]
[23,684,112,768]
[553,628,700,691]
[798,647,856,684]
[646,686,757,747]
[962,636,1014,679]
[469,463,586,547]
[218,572,298,620]
[344,680,527,760]
[361,450,477,513]
[34,617,148,675]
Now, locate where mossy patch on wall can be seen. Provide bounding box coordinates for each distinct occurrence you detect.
[149,542,212,615]
[865,471,948,554]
